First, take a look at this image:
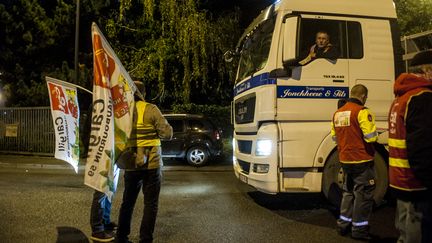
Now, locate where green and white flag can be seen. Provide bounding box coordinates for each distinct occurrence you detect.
[84,23,136,199]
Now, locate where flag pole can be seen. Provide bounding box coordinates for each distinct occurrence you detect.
[74,0,80,84]
[45,76,93,95]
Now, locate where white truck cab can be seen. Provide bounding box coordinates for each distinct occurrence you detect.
[229,0,404,205]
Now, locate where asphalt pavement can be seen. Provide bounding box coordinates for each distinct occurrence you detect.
[0,154,233,172]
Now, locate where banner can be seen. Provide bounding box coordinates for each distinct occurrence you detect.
[46,77,80,173]
[84,23,136,199]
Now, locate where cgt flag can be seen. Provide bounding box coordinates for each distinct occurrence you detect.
[84,23,137,199]
[46,77,80,173]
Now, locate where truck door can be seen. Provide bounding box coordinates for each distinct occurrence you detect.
[347,19,395,121]
[277,17,351,122]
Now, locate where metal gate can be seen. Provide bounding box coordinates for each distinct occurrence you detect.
[0,107,54,155]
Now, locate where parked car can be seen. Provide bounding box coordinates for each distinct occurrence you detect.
[161,114,223,166]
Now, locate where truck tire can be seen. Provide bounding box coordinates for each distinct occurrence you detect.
[322,151,388,208]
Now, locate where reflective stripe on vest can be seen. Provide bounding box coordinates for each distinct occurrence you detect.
[388,89,428,192]
[133,101,161,147]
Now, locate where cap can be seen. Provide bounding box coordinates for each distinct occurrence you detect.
[410,50,432,66]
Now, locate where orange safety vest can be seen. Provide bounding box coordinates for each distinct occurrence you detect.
[388,88,428,192]
[332,101,376,163]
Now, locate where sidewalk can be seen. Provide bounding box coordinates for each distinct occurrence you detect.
[0,154,233,172]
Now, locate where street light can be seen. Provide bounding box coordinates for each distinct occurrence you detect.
[74,0,80,84]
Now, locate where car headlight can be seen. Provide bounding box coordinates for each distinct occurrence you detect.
[256,139,272,156]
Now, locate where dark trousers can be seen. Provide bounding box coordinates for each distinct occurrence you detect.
[90,190,113,233]
[396,199,432,243]
[117,168,161,243]
[337,162,376,236]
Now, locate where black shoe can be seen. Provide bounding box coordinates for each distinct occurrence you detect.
[91,231,115,242]
[105,222,118,231]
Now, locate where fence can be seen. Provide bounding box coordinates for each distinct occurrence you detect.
[0,107,55,155]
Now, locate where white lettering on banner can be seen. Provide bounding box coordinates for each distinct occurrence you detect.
[282,89,324,98]
[333,90,347,97]
[236,82,251,94]
[279,86,348,98]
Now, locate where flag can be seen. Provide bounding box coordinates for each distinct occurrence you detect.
[84,23,136,199]
[46,77,80,173]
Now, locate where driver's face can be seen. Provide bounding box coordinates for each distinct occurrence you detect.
[315,32,330,48]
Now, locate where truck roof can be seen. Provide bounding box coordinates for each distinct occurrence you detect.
[276,0,397,19]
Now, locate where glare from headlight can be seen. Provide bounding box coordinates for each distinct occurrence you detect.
[256,139,272,156]
[232,138,236,164]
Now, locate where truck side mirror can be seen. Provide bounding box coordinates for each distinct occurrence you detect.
[223,50,235,63]
[282,15,300,68]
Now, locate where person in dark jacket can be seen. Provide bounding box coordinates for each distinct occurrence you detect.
[299,31,340,65]
[388,50,432,243]
[331,84,378,240]
[116,81,173,243]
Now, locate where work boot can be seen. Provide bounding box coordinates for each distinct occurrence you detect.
[91,230,115,242]
[105,222,118,232]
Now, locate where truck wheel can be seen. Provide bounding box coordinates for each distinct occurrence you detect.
[186,146,209,167]
[322,151,388,208]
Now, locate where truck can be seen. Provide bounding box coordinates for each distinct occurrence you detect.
[226,0,405,205]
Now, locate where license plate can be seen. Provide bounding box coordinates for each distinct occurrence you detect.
[239,173,248,184]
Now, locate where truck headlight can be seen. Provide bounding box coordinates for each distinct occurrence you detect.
[256,139,272,156]
[253,164,269,173]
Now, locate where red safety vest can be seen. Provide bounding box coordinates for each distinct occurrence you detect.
[388,88,428,192]
[332,102,375,163]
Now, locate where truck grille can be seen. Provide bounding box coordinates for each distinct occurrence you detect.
[237,140,252,154]
[235,93,255,124]
[238,159,250,174]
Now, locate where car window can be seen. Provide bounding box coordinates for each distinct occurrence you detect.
[189,119,205,131]
[168,119,184,133]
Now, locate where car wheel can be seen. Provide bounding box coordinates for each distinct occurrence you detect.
[322,151,388,208]
[186,146,209,167]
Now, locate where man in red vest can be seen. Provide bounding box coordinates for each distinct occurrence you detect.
[389,50,432,243]
[331,84,378,240]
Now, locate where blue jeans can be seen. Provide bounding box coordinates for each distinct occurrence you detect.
[116,168,162,243]
[90,190,113,233]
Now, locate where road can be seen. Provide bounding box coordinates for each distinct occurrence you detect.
[0,165,398,243]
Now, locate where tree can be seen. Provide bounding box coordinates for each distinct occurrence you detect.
[394,0,432,35]
[108,0,241,107]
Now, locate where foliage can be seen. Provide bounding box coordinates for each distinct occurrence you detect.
[1,0,431,108]
[394,0,432,35]
[109,0,240,107]
[171,103,232,137]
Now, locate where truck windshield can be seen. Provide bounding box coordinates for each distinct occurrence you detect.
[237,18,276,82]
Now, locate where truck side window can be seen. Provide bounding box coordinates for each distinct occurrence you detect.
[298,18,363,62]
[347,21,363,59]
[298,19,345,61]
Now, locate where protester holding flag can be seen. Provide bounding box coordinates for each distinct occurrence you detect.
[116,81,172,243]
[86,23,138,242]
